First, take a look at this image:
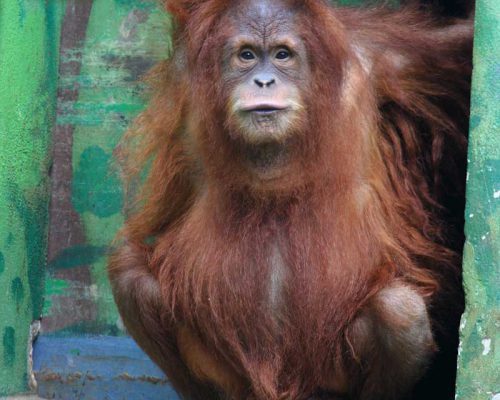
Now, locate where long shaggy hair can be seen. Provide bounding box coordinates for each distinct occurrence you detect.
[110,1,472,398]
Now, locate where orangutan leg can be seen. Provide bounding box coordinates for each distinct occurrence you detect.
[347,283,436,400]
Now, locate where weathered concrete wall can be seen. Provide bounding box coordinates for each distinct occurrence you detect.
[455,0,500,398]
[0,1,62,395]
[30,2,174,394]
[42,0,171,336]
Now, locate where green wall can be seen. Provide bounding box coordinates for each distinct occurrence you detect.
[456,0,500,398]
[41,0,171,337]
[0,0,62,395]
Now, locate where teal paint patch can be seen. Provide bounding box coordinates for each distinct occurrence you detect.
[2,327,15,367]
[461,323,485,370]
[40,0,60,126]
[114,0,156,9]
[463,157,499,303]
[11,184,50,319]
[26,195,49,320]
[72,146,123,218]
[42,278,70,316]
[16,0,25,25]
[10,277,24,307]
[69,348,81,356]
[0,252,4,274]
[486,64,500,96]
[48,245,108,270]
[469,115,481,131]
[59,101,145,127]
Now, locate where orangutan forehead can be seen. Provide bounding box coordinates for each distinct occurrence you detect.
[227,0,297,39]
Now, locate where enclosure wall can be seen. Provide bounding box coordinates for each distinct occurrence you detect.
[456,0,500,398]
[0,1,61,395]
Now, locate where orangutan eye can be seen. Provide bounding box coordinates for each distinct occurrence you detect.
[276,49,291,60]
[240,49,256,61]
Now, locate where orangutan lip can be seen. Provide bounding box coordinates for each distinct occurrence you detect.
[241,104,288,114]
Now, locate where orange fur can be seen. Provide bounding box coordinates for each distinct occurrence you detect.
[109,1,471,399]
[177,326,246,396]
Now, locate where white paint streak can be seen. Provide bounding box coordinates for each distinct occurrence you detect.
[28,320,41,391]
[494,189,500,199]
[491,393,500,400]
[117,315,125,332]
[481,338,491,355]
[89,283,98,300]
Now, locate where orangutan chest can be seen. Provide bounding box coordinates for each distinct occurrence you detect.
[268,243,289,313]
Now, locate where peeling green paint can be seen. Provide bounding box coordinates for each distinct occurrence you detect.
[42,278,70,316]
[0,252,4,274]
[10,183,52,320]
[0,0,62,394]
[72,146,123,218]
[42,0,172,336]
[72,0,171,331]
[455,0,500,398]
[48,245,108,270]
[11,277,25,307]
[2,327,15,368]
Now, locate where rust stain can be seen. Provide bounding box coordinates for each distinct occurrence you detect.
[36,371,99,384]
[37,370,168,385]
[118,372,168,384]
[37,372,63,383]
